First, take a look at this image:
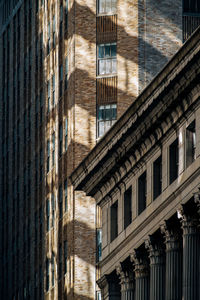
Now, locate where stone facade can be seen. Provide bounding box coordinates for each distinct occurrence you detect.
[71,26,200,299]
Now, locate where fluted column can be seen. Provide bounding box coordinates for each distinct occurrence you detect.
[145,236,165,300]
[130,250,149,300]
[116,263,134,300]
[161,221,182,300]
[178,205,200,300]
[97,274,121,300]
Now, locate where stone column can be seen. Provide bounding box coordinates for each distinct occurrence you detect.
[160,221,182,300]
[97,274,121,300]
[178,205,200,300]
[130,250,149,300]
[145,236,165,300]
[116,263,134,300]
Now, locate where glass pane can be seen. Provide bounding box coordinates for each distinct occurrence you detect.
[112,58,117,73]
[99,0,104,13]
[105,105,111,120]
[98,106,104,120]
[111,44,116,57]
[106,59,111,74]
[106,0,111,12]
[112,0,117,13]
[98,121,104,137]
[98,45,104,58]
[105,44,110,57]
[105,120,111,132]
[99,60,105,75]
[112,104,117,119]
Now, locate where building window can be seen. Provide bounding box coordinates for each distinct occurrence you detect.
[138,171,146,215]
[52,132,55,166]
[46,258,50,291]
[51,254,55,286]
[96,228,102,262]
[52,74,55,107]
[98,0,117,14]
[183,0,200,13]
[186,120,196,168]
[64,240,67,274]
[65,118,68,151]
[110,201,118,242]
[169,138,179,184]
[97,43,117,75]
[65,0,68,30]
[47,22,50,55]
[97,104,117,138]
[153,155,162,200]
[59,123,63,156]
[47,80,50,113]
[64,180,68,212]
[46,199,50,232]
[124,186,132,229]
[47,139,50,172]
[59,64,63,97]
[59,244,62,279]
[65,57,68,90]
[59,184,63,218]
[53,15,56,48]
[51,193,55,227]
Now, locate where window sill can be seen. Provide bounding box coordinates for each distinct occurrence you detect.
[97,12,117,17]
[96,73,117,79]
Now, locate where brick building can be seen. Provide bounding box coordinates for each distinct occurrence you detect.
[0,0,199,300]
[71,26,200,300]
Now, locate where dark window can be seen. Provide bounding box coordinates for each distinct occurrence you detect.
[97,104,117,138]
[138,171,146,215]
[64,241,67,274]
[59,244,62,279]
[64,180,68,212]
[51,193,55,227]
[96,228,102,262]
[186,120,196,167]
[65,118,68,151]
[46,199,50,232]
[59,123,63,156]
[59,185,63,218]
[169,139,179,184]
[124,186,132,229]
[52,75,55,107]
[110,201,118,241]
[51,254,55,286]
[52,132,55,166]
[153,156,162,200]
[46,139,50,172]
[183,0,200,13]
[46,259,49,291]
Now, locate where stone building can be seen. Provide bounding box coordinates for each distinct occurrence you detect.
[0,0,199,299]
[71,26,200,299]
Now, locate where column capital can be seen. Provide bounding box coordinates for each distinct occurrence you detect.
[160,220,181,251]
[116,263,134,291]
[177,204,199,235]
[130,249,149,278]
[145,236,164,265]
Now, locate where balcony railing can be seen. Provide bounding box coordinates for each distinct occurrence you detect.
[183,14,200,42]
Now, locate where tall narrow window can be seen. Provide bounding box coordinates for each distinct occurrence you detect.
[124,186,132,229]
[47,22,50,55]
[53,15,56,48]
[65,118,68,151]
[138,171,146,215]
[97,43,117,75]
[186,120,196,168]
[64,240,67,274]
[97,104,117,138]
[52,132,55,166]
[46,259,49,291]
[47,139,50,172]
[96,228,102,262]
[110,201,118,242]
[59,244,62,279]
[153,156,162,200]
[47,80,50,113]
[59,184,63,218]
[65,57,68,90]
[51,193,55,228]
[169,139,179,184]
[52,75,55,107]
[65,0,68,30]
[59,65,63,97]
[64,180,68,212]
[51,254,55,286]
[46,199,50,232]
[59,123,63,157]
